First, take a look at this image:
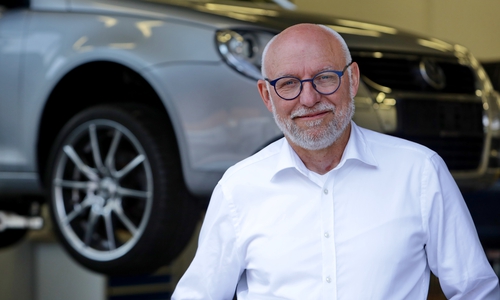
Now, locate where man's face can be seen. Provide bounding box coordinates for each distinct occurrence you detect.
[258,26,359,151]
[269,89,355,151]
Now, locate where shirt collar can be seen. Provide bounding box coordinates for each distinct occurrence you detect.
[337,121,378,169]
[272,121,378,180]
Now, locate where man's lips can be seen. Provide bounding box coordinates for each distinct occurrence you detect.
[292,110,331,120]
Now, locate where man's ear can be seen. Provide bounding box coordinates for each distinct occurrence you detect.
[349,62,360,97]
[257,79,274,113]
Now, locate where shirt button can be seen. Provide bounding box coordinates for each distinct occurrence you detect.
[323,189,328,195]
[324,232,329,238]
[326,276,331,283]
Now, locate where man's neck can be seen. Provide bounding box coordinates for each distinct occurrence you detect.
[288,124,352,175]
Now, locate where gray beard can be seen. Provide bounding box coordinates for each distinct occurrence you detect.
[271,99,355,151]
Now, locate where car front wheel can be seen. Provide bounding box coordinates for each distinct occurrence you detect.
[47,104,200,275]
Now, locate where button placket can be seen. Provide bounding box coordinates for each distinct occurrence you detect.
[319,174,336,299]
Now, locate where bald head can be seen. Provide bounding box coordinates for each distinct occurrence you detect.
[261,24,352,78]
[256,23,360,154]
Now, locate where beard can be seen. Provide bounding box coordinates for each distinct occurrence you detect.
[271,97,355,151]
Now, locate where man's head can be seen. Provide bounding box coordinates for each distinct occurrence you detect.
[257,23,360,151]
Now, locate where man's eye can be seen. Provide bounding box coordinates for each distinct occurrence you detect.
[277,78,299,89]
[315,73,339,86]
[316,74,334,81]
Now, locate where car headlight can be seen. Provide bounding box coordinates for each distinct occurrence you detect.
[216,29,275,80]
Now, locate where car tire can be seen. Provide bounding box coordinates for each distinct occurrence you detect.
[46,104,201,275]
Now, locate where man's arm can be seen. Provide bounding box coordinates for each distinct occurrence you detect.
[424,154,500,299]
[172,183,244,299]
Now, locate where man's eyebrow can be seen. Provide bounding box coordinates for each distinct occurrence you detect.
[270,72,296,79]
[271,63,346,78]
[274,67,336,78]
[320,65,337,71]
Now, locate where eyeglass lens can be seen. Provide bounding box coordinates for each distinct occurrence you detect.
[274,71,341,100]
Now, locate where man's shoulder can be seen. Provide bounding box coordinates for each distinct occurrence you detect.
[356,125,437,158]
[220,137,284,182]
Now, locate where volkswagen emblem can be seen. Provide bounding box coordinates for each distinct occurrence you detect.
[419,58,446,90]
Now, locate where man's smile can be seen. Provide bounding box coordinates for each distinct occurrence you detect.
[293,110,331,120]
[290,102,336,121]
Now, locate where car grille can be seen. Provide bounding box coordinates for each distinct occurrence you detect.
[396,99,484,170]
[353,53,483,171]
[354,55,476,94]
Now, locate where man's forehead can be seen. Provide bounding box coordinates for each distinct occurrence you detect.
[265,38,344,77]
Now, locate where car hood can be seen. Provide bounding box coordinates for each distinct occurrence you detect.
[159,0,463,56]
[69,0,461,57]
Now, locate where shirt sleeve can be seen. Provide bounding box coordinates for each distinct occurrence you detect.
[423,154,500,299]
[171,183,244,300]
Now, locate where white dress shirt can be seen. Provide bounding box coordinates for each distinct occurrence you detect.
[172,122,500,300]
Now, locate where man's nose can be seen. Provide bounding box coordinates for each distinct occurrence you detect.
[299,81,321,107]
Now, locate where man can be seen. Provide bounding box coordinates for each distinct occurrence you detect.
[172,23,500,299]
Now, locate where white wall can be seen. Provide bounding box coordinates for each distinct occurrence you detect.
[293,0,500,61]
[0,240,106,300]
[34,243,106,300]
[0,241,33,300]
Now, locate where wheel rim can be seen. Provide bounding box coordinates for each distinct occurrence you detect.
[52,119,154,261]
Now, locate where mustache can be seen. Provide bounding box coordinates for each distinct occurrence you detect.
[290,102,336,119]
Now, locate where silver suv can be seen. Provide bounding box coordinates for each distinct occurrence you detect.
[1,0,499,275]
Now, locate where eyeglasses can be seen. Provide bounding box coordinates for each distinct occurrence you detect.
[265,62,354,100]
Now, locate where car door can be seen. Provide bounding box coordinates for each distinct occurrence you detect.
[0,5,26,172]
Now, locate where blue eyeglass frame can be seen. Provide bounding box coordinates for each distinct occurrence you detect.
[265,61,354,100]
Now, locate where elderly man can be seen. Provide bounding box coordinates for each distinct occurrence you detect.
[172,23,500,299]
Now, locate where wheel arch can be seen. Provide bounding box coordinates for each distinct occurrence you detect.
[36,61,181,189]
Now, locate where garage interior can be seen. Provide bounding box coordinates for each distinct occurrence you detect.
[1,0,500,299]
[0,205,201,300]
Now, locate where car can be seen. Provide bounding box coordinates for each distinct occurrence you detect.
[1,0,499,275]
[469,60,500,250]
